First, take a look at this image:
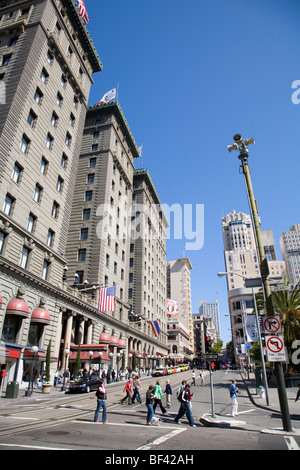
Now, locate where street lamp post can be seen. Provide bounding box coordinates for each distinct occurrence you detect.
[61,348,70,391]
[227,134,292,432]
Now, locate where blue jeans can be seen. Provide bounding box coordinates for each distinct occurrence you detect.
[146,403,154,423]
[132,388,142,404]
[94,399,107,422]
[175,402,194,426]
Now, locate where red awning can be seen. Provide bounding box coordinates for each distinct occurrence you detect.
[69,350,110,362]
[6,298,30,318]
[31,307,50,325]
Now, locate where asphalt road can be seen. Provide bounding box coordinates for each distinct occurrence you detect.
[0,370,299,456]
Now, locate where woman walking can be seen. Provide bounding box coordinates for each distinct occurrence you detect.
[153,380,167,415]
[94,380,107,423]
[132,375,142,404]
[145,384,155,425]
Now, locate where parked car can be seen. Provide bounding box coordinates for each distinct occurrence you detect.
[67,375,101,393]
[151,367,167,377]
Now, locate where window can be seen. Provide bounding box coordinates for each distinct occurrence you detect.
[56,176,64,192]
[61,153,68,168]
[0,231,5,254]
[11,162,22,183]
[40,68,48,83]
[52,201,59,218]
[73,96,78,108]
[33,184,42,203]
[41,260,50,280]
[46,51,53,64]
[65,132,72,147]
[3,194,14,215]
[87,174,94,184]
[40,157,48,174]
[75,271,84,284]
[129,273,133,283]
[56,92,63,106]
[69,113,75,127]
[45,133,53,150]
[83,208,90,220]
[81,228,88,240]
[27,213,36,233]
[1,315,20,343]
[20,246,29,269]
[60,75,67,88]
[20,135,30,154]
[34,87,43,104]
[92,144,98,152]
[27,110,37,128]
[51,112,58,127]
[78,249,86,262]
[93,131,99,139]
[2,54,12,66]
[85,190,93,201]
[46,229,54,247]
[128,288,133,299]
[89,157,96,167]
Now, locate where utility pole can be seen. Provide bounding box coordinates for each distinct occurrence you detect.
[227,134,292,432]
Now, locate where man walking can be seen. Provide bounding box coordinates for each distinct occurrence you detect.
[229,379,239,417]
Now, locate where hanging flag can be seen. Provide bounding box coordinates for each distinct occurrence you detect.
[97,88,116,105]
[138,145,143,157]
[98,285,116,312]
[77,0,89,25]
[150,319,161,337]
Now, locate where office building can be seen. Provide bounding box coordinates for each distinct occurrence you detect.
[280,224,300,286]
[199,300,221,340]
[166,258,194,361]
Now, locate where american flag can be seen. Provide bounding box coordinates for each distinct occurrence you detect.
[77,0,89,25]
[98,286,116,312]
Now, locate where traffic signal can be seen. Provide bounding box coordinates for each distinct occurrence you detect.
[205,336,212,353]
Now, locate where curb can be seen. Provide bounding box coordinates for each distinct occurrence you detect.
[200,413,246,428]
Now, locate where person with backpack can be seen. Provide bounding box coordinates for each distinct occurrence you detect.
[93,380,107,423]
[174,383,195,427]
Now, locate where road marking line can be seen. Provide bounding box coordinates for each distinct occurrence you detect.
[136,428,187,450]
[72,420,180,430]
[0,443,73,450]
[3,416,39,420]
[284,436,300,450]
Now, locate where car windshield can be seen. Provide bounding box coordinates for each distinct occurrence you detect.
[74,377,89,384]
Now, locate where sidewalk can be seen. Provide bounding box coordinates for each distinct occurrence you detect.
[200,371,300,433]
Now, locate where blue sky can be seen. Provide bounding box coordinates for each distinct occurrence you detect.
[84,0,300,344]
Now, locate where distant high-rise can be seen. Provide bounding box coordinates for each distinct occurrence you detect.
[166,258,194,360]
[280,224,300,286]
[199,300,221,340]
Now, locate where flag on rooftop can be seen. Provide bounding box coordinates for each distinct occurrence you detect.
[149,319,161,337]
[98,285,116,312]
[97,88,117,105]
[77,0,89,24]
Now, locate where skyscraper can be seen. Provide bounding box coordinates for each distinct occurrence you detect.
[0,0,102,385]
[280,224,300,286]
[166,258,194,361]
[199,300,221,340]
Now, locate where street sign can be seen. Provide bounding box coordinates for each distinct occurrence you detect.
[204,354,218,361]
[266,335,287,362]
[263,316,282,335]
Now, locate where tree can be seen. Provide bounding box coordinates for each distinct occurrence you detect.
[45,340,51,383]
[211,340,223,353]
[74,345,81,378]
